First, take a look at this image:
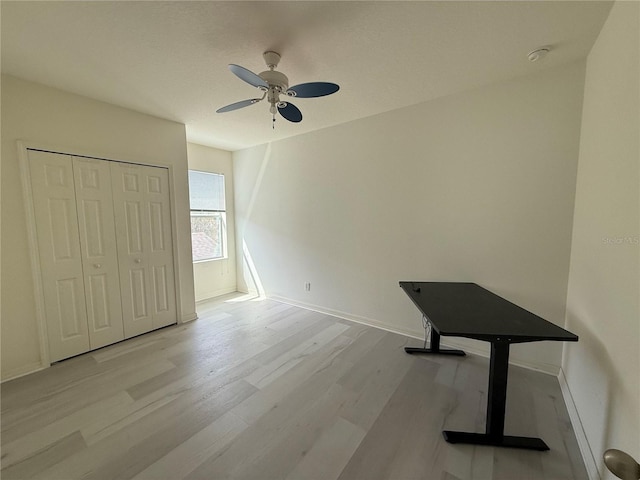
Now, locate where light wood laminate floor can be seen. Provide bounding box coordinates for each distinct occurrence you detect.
[1,294,587,480]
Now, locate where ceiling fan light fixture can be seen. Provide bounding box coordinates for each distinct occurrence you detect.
[259,69,289,92]
[217,50,339,126]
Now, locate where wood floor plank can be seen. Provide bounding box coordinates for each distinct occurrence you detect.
[1,294,589,480]
[131,410,249,480]
[244,322,350,389]
[230,334,356,426]
[532,384,588,480]
[284,417,366,480]
[470,446,495,480]
[0,431,87,480]
[224,383,359,480]
[81,392,179,446]
[337,360,445,480]
[1,354,99,414]
[1,390,132,468]
[184,344,362,479]
[31,378,257,480]
[91,335,165,364]
[337,332,416,431]
[1,359,175,444]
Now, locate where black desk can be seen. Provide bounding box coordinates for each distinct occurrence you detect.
[399,281,578,451]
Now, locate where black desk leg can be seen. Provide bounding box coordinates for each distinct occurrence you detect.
[486,341,509,440]
[443,342,550,451]
[404,330,466,356]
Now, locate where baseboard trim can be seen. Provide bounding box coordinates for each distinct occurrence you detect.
[195,286,238,304]
[269,294,425,341]
[180,311,199,323]
[558,368,601,480]
[441,337,559,375]
[268,294,558,375]
[1,361,47,383]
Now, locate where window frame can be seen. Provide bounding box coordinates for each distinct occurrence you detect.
[188,170,227,263]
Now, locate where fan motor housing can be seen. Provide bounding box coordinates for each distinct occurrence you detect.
[259,70,289,93]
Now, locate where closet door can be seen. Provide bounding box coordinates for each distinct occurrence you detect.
[111,162,177,338]
[146,166,177,329]
[72,157,125,349]
[28,150,90,361]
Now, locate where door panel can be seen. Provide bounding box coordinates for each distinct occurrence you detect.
[112,163,153,338]
[48,198,76,260]
[79,200,105,257]
[73,157,125,349]
[153,265,169,312]
[124,201,144,254]
[145,168,176,329]
[87,274,110,329]
[29,150,90,361]
[55,278,85,338]
[111,162,176,336]
[130,267,149,319]
[149,202,165,251]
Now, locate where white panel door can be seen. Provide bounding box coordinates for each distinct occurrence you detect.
[145,166,177,329]
[111,162,176,338]
[28,150,90,361]
[72,157,125,349]
[111,162,153,337]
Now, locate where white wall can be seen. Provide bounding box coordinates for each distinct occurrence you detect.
[563,2,639,477]
[1,75,197,380]
[234,62,585,374]
[187,143,237,302]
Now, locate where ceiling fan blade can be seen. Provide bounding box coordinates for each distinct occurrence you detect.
[278,102,303,123]
[216,98,262,113]
[228,64,268,89]
[286,82,339,98]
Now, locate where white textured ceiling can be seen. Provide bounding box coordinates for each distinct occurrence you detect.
[2,1,612,151]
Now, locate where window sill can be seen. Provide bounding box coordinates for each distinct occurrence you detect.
[193,256,228,264]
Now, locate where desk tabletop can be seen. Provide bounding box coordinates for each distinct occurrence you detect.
[399,282,578,343]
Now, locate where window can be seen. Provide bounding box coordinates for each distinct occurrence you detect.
[188,170,226,262]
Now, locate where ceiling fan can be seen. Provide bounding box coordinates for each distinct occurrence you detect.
[216,51,339,127]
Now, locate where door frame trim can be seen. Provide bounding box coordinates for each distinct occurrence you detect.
[18,140,186,370]
[18,141,51,369]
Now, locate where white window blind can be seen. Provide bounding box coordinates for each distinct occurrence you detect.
[188,171,226,262]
